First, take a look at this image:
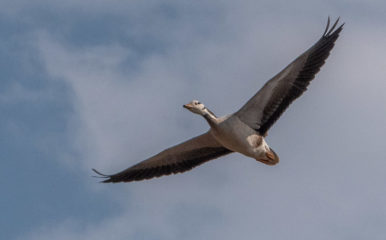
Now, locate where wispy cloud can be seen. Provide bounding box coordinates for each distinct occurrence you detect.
[5,0,386,239]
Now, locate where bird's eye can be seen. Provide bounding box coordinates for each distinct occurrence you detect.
[197,102,201,104]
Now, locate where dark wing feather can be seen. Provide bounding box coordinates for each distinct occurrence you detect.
[235,18,344,135]
[92,132,232,183]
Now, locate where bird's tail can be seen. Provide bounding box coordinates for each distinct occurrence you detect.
[257,147,279,166]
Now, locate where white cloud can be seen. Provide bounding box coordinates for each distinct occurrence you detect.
[19,0,386,239]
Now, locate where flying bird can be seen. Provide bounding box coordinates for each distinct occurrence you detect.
[93,18,343,183]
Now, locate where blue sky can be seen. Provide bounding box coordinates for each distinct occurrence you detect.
[1,0,386,239]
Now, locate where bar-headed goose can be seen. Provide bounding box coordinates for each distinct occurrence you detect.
[93,18,343,183]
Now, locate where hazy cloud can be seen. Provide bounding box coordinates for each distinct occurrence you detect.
[4,0,386,239]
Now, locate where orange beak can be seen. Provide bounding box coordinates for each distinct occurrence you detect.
[183,103,194,110]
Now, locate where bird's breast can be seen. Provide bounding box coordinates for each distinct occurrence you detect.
[210,116,265,158]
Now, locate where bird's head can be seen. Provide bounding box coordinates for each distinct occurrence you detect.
[183,100,207,115]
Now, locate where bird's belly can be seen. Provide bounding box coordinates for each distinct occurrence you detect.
[210,117,266,158]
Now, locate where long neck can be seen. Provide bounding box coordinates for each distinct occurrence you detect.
[202,108,218,127]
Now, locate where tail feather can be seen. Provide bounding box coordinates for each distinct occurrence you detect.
[258,148,279,166]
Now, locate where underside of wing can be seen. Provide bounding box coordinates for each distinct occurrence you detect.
[93,132,232,183]
[235,17,344,135]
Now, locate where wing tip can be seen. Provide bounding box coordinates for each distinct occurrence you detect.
[323,16,344,37]
[92,168,113,183]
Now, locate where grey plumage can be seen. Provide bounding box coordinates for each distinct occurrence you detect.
[93,133,232,183]
[236,18,343,134]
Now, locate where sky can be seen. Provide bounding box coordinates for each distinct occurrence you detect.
[1,0,386,239]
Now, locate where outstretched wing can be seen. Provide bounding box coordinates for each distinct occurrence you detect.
[235,17,344,135]
[93,132,232,183]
